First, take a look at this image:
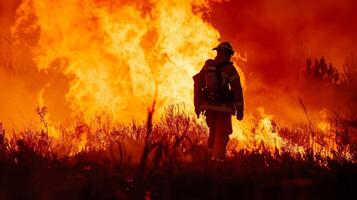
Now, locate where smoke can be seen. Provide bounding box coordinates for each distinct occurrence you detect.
[207,0,357,120]
[209,0,357,82]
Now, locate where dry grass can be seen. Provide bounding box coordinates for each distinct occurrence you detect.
[0,105,356,199]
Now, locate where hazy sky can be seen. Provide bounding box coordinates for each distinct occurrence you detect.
[209,0,357,83]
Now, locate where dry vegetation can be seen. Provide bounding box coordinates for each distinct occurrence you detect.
[0,104,356,200]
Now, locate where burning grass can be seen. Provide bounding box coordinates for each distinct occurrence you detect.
[0,105,356,199]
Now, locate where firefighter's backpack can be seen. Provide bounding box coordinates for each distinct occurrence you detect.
[203,59,233,103]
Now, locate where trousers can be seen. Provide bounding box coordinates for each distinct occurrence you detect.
[205,110,233,159]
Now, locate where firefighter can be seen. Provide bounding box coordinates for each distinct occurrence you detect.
[193,42,244,161]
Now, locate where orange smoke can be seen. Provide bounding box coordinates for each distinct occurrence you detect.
[209,0,357,123]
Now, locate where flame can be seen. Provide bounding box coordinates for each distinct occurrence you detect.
[251,108,285,150]
[37,86,60,139]
[255,115,283,150]
[228,107,306,156]
[9,0,302,155]
[317,122,329,132]
[10,0,244,154]
[12,0,229,123]
[317,108,329,131]
[7,0,352,160]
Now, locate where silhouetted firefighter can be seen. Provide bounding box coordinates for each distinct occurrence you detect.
[193,42,244,161]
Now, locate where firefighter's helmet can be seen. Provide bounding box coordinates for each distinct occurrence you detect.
[212,42,234,55]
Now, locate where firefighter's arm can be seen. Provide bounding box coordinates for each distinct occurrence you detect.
[193,69,204,118]
[228,67,244,120]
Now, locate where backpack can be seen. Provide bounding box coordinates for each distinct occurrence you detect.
[203,60,234,104]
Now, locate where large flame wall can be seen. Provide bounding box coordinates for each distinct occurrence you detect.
[8,0,231,123]
[0,1,356,155]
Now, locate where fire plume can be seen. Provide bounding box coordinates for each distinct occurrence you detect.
[11,0,225,122]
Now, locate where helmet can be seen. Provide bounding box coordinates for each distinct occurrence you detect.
[212,42,234,55]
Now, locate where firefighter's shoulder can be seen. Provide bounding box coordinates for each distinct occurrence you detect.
[204,59,215,66]
[225,63,241,83]
[223,62,237,73]
[192,64,205,81]
[193,60,209,79]
[192,72,202,81]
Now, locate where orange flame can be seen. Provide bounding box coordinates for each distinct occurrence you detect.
[7,0,352,160]
[12,0,230,123]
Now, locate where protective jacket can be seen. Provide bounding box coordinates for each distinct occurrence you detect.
[193,59,244,116]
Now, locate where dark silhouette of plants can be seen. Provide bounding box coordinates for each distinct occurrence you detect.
[305,57,341,85]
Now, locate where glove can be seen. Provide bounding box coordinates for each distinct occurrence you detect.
[236,109,243,120]
[235,102,244,121]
